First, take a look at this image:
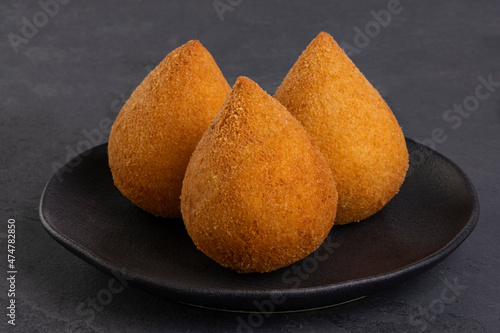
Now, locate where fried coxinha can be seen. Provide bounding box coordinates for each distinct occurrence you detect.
[181,77,338,273]
[275,32,409,224]
[108,40,231,218]
[108,34,408,274]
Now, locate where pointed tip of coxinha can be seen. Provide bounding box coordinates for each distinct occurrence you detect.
[307,31,356,65]
[231,76,274,104]
[274,31,409,225]
[294,32,342,63]
[122,39,231,114]
[231,76,262,97]
[275,31,367,98]
[150,39,227,84]
[216,76,286,126]
[185,39,202,47]
[313,31,337,45]
[167,39,204,59]
[233,75,258,90]
[306,31,348,58]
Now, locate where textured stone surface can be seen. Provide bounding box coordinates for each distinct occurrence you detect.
[1,0,499,332]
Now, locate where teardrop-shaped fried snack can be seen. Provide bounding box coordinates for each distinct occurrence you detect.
[108,40,231,218]
[181,76,338,273]
[274,32,409,224]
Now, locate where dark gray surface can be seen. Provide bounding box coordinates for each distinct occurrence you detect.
[1,0,498,332]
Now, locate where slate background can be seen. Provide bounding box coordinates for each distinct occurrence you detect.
[1,0,499,332]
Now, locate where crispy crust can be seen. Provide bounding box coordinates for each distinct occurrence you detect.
[181,77,338,273]
[274,32,409,224]
[108,40,231,217]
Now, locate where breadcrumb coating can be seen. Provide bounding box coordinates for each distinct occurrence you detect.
[181,76,338,273]
[108,40,231,217]
[274,32,409,224]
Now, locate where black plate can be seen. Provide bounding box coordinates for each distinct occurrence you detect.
[39,138,479,312]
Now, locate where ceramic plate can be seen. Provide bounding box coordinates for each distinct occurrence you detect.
[39,138,479,312]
